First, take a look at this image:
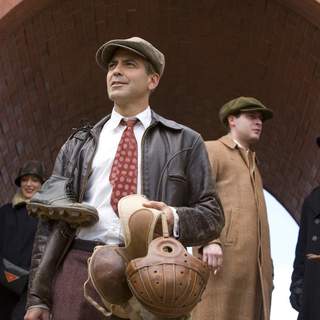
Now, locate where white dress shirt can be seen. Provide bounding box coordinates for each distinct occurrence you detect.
[77,107,151,244]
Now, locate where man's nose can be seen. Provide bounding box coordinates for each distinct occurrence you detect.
[112,63,123,75]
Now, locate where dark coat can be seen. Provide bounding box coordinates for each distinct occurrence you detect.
[290,186,320,320]
[0,194,38,320]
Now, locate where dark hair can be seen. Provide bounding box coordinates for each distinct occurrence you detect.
[143,60,157,75]
[142,60,159,95]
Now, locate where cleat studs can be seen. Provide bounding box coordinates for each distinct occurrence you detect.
[70,211,80,217]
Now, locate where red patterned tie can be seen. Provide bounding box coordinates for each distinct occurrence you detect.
[110,119,138,214]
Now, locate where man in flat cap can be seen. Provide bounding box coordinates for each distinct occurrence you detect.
[192,96,274,320]
[24,37,224,320]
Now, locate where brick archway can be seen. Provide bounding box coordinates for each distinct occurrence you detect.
[1,0,320,221]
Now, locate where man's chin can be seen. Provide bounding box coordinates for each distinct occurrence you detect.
[108,91,126,102]
[249,135,261,144]
[108,93,130,107]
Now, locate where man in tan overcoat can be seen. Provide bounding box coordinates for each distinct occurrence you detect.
[192,96,274,320]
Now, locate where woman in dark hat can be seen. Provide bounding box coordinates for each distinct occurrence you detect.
[0,160,45,320]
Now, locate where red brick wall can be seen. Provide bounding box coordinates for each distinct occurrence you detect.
[1,0,320,222]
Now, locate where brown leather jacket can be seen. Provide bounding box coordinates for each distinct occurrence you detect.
[27,110,224,308]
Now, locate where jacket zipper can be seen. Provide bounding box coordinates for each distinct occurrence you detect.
[79,131,98,202]
[140,121,157,196]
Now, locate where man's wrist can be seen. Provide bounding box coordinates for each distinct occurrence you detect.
[28,304,49,310]
[169,206,179,238]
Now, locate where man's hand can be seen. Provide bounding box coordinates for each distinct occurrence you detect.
[24,307,50,320]
[143,200,174,234]
[202,243,223,273]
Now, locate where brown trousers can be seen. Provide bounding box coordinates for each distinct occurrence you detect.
[51,245,191,320]
[51,248,121,320]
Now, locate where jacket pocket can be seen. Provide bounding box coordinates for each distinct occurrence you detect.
[165,174,187,206]
[168,174,187,183]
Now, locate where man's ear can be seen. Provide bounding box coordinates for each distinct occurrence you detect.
[227,115,236,129]
[148,73,160,91]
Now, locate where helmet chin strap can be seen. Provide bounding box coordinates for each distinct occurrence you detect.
[161,211,169,238]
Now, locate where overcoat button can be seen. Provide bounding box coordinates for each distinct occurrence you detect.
[312,235,318,241]
[315,218,320,224]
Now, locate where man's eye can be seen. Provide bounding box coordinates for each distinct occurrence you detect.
[108,63,116,70]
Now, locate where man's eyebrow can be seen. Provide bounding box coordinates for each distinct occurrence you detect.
[113,56,138,62]
[122,57,138,62]
[108,57,138,66]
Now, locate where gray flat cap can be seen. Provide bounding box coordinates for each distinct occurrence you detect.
[96,36,165,77]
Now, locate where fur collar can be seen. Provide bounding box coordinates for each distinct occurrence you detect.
[12,191,29,208]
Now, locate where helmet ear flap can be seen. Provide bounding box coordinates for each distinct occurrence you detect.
[85,245,133,319]
[89,245,132,305]
[126,234,210,318]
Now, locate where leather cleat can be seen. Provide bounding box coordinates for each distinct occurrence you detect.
[27,202,98,227]
[27,175,99,227]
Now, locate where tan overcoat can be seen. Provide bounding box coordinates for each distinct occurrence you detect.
[192,134,273,320]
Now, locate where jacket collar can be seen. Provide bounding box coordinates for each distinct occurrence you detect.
[219,134,259,168]
[150,110,182,130]
[219,134,238,150]
[90,109,182,136]
[219,134,256,152]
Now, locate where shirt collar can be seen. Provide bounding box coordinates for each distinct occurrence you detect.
[232,138,247,150]
[108,106,152,130]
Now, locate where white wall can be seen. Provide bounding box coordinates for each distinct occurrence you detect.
[264,191,299,320]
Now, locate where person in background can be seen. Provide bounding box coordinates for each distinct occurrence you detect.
[192,96,274,320]
[290,137,320,320]
[0,160,45,320]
